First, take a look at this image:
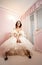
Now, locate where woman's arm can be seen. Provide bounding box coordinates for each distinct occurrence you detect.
[19,30,26,37]
[10,29,18,37]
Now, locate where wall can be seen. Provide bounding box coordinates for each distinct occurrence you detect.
[34,29,42,52]
[37,7,42,29]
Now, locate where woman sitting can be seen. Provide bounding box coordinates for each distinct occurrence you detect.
[0,20,33,60]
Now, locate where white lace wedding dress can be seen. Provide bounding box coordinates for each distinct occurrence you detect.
[0,29,33,55]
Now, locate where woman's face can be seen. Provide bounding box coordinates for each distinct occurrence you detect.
[17,21,20,27]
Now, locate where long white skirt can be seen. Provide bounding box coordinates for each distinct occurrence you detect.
[0,36,33,55]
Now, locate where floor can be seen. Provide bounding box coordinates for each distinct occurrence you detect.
[0,50,42,65]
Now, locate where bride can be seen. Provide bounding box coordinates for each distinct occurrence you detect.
[0,20,33,60]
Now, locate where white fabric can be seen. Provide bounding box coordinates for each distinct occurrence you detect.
[0,30,33,54]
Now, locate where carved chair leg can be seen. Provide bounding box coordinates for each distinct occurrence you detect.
[25,50,32,59]
[4,52,8,61]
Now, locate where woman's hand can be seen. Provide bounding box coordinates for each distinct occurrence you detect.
[14,33,17,37]
[19,34,22,37]
[16,39,21,43]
